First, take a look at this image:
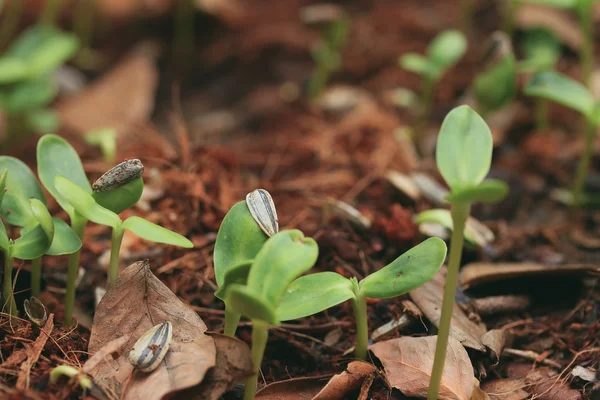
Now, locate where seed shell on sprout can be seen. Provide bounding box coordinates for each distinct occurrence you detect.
[92,159,144,192]
[24,297,47,327]
[128,321,173,373]
[246,189,279,237]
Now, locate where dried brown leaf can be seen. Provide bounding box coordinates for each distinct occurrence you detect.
[313,361,377,400]
[255,376,331,400]
[83,335,129,374]
[88,260,216,400]
[370,336,475,400]
[481,379,528,400]
[410,269,487,351]
[481,329,508,366]
[16,314,54,389]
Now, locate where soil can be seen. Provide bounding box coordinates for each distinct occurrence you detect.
[1,0,599,399]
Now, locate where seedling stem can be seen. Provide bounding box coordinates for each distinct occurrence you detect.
[64,214,86,325]
[427,202,469,400]
[459,0,473,34]
[351,289,369,360]
[224,308,241,337]
[573,122,597,206]
[40,0,64,26]
[109,227,125,284]
[3,251,16,316]
[535,99,549,131]
[579,3,594,86]
[0,0,23,50]
[31,257,42,297]
[244,320,269,400]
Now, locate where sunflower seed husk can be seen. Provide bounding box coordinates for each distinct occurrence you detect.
[385,170,421,201]
[328,199,371,230]
[128,321,172,373]
[24,297,47,327]
[92,159,144,192]
[246,189,279,237]
[410,172,449,205]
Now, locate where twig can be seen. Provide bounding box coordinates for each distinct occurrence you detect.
[502,348,562,369]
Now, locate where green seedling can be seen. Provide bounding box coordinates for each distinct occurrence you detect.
[473,31,517,116]
[0,26,79,144]
[306,15,351,100]
[524,71,600,206]
[399,30,467,119]
[279,237,447,361]
[50,364,108,399]
[415,209,492,248]
[84,128,117,163]
[518,28,561,130]
[427,105,508,400]
[219,229,319,400]
[54,175,192,284]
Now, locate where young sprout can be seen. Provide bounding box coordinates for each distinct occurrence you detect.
[518,28,561,130]
[85,128,117,163]
[213,189,275,336]
[473,31,517,116]
[220,230,319,400]
[427,105,508,400]
[279,237,446,361]
[399,30,467,119]
[50,365,102,397]
[524,71,600,206]
[91,159,144,214]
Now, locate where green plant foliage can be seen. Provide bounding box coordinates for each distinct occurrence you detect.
[519,28,560,72]
[11,224,52,260]
[85,128,117,163]
[436,105,493,192]
[445,179,509,203]
[0,169,7,208]
[0,156,46,227]
[29,198,54,242]
[414,208,485,247]
[92,177,144,214]
[122,216,193,248]
[214,261,253,300]
[226,283,279,324]
[46,218,82,255]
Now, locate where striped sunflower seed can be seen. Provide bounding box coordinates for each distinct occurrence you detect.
[246,189,279,237]
[92,159,144,192]
[128,321,172,373]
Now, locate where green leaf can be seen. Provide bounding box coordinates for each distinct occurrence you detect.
[225,283,279,324]
[46,218,82,256]
[415,208,479,246]
[0,220,8,251]
[445,179,509,204]
[0,57,28,83]
[122,216,193,248]
[399,53,437,78]
[278,272,354,321]
[519,28,560,72]
[54,176,120,228]
[0,169,7,208]
[524,71,596,123]
[359,237,447,299]
[246,229,319,307]
[25,109,59,134]
[427,30,467,71]
[85,128,117,163]
[520,0,576,7]
[37,134,91,219]
[436,105,493,192]
[93,177,143,214]
[2,76,56,113]
[213,201,268,287]
[12,224,51,260]
[214,260,253,300]
[474,52,516,113]
[0,156,45,227]
[29,198,54,242]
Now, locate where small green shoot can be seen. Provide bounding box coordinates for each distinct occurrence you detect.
[427,105,508,400]
[399,30,467,119]
[85,128,117,163]
[524,71,600,206]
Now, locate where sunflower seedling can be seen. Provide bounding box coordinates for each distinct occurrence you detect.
[50,364,108,399]
[399,30,467,119]
[524,71,600,206]
[213,189,276,336]
[279,237,447,361]
[219,230,318,400]
[427,105,508,400]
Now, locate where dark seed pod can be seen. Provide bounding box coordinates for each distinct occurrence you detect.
[92,159,144,192]
[128,321,172,373]
[246,189,279,237]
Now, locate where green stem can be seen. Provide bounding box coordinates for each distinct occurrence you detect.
[244,320,269,400]
[174,0,195,59]
[50,365,92,389]
[427,202,469,400]
[502,0,519,37]
[3,250,16,316]
[73,0,95,51]
[40,0,64,26]
[109,227,124,284]
[307,66,330,101]
[535,98,549,131]
[64,213,86,326]
[579,2,594,87]
[573,121,597,207]
[0,0,24,51]
[31,257,42,297]
[224,306,241,337]
[351,293,369,360]
[459,0,473,34]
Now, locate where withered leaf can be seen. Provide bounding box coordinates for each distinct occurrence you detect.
[410,269,487,351]
[481,329,508,366]
[481,379,528,400]
[89,260,216,400]
[313,361,377,400]
[370,336,475,400]
[255,376,332,400]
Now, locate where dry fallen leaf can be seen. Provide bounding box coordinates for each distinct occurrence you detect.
[481,329,508,366]
[88,260,216,400]
[313,361,377,400]
[255,376,332,400]
[370,336,475,400]
[506,364,582,400]
[83,335,129,374]
[410,269,487,351]
[481,379,528,400]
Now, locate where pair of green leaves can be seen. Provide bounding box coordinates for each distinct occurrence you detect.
[399,30,467,83]
[278,237,447,321]
[524,71,600,126]
[436,105,509,204]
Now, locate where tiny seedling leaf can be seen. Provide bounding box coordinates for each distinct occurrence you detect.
[0,169,7,208]
[359,237,447,299]
[445,179,509,204]
[0,156,46,227]
[213,201,268,287]
[524,71,596,123]
[436,105,493,192]
[29,198,54,242]
[85,128,117,163]
[427,30,467,71]
[37,134,91,220]
[0,220,8,251]
[54,176,121,228]
[226,283,279,324]
[46,218,82,256]
[92,177,143,214]
[519,28,560,72]
[415,209,482,247]
[214,260,253,300]
[25,109,59,135]
[0,57,28,83]
[247,229,319,307]
[12,224,51,260]
[278,272,354,321]
[122,216,193,248]
[399,53,437,78]
[2,76,56,113]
